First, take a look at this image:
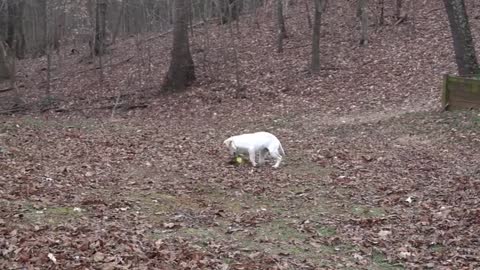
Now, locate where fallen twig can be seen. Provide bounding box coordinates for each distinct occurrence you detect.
[0,87,13,93]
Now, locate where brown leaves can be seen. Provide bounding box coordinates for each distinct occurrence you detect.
[1,0,480,269]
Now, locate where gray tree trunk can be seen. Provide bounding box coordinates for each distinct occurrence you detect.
[7,0,26,59]
[311,0,324,73]
[39,0,47,56]
[25,0,47,57]
[443,0,479,76]
[0,5,7,40]
[0,42,12,80]
[276,0,287,53]
[219,0,240,24]
[377,0,384,26]
[94,0,107,56]
[162,0,195,91]
[394,0,403,20]
[357,0,368,46]
[111,0,126,45]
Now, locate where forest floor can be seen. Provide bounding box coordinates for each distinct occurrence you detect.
[1,0,480,269]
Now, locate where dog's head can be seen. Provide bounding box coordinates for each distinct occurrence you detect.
[223,138,237,155]
[223,138,234,149]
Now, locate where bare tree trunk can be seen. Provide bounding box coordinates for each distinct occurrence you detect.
[95,0,107,56]
[220,0,239,24]
[9,44,22,107]
[189,0,194,37]
[357,0,368,46]
[226,7,243,97]
[0,40,23,107]
[34,0,48,56]
[162,0,195,91]
[443,0,479,76]
[111,0,126,45]
[311,0,324,73]
[276,0,287,53]
[199,8,212,78]
[45,1,52,100]
[304,0,312,29]
[45,43,52,101]
[252,0,260,28]
[51,0,64,53]
[7,0,26,59]
[283,0,290,15]
[0,5,7,40]
[0,42,11,80]
[86,0,96,56]
[377,0,384,26]
[394,0,402,20]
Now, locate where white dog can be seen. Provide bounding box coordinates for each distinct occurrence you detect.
[223,131,285,168]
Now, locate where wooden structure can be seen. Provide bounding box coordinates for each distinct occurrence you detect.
[442,75,480,111]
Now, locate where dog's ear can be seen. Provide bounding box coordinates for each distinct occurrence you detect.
[224,139,237,152]
[223,138,232,148]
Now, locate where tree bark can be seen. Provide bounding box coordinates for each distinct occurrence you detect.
[30,0,48,57]
[377,0,384,26]
[0,42,12,80]
[304,0,312,29]
[0,6,7,40]
[94,0,107,56]
[357,0,368,46]
[311,0,324,73]
[162,0,195,91]
[219,0,240,24]
[111,0,126,45]
[276,0,287,53]
[443,0,479,76]
[7,0,26,59]
[394,0,403,20]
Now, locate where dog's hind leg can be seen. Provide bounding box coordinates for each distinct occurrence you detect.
[268,147,282,168]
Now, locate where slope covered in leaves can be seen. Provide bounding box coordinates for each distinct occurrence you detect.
[1,0,480,269]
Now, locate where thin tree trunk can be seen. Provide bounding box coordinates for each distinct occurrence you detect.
[111,0,126,45]
[357,0,368,46]
[226,7,243,97]
[276,0,287,53]
[189,0,194,37]
[0,42,11,80]
[45,0,51,99]
[7,0,26,59]
[252,0,260,28]
[35,0,47,56]
[377,0,384,26]
[94,0,107,56]
[304,0,312,29]
[311,0,323,73]
[0,5,7,40]
[45,43,52,99]
[443,0,479,76]
[394,0,402,20]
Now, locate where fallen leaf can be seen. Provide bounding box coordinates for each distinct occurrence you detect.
[163,222,176,229]
[93,252,105,262]
[48,253,57,264]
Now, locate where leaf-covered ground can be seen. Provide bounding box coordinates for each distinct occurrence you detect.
[1,0,480,269]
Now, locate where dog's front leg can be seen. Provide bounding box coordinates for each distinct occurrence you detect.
[248,149,257,166]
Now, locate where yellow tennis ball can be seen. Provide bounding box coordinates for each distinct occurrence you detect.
[235,156,244,164]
